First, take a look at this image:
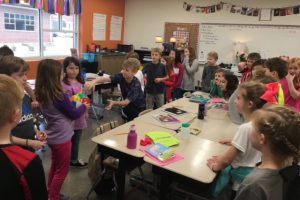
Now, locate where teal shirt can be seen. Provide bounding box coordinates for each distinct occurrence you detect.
[210,80,223,98]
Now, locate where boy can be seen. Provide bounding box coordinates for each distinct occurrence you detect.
[0,74,48,199]
[201,51,219,93]
[143,48,168,109]
[251,59,266,78]
[0,45,39,109]
[264,57,288,80]
[85,58,146,121]
[210,68,225,98]
[0,56,45,150]
[239,52,261,83]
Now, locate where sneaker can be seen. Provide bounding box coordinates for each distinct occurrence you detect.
[70,159,88,168]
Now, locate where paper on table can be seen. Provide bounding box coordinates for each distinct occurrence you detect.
[146,131,179,147]
[211,98,225,103]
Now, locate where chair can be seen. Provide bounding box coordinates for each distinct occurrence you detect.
[87,120,119,199]
[138,108,153,117]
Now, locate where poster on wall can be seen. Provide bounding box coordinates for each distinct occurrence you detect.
[93,13,106,41]
[110,15,123,41]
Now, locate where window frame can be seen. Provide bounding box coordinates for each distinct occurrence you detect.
[0,3,79,59]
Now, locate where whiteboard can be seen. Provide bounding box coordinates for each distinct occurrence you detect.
[198,23,300,64]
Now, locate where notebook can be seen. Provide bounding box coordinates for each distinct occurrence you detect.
[164,107,187,115]
[145,143,175,161]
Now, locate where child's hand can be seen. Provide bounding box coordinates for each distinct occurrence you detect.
[219,139,231,146]
[207,156,223,172]
[154,78,162,83]
[105,100,114,110]
[29,140,46,150]
[85,82,95,93]
[286,73,295,82]
[31,101,39,109]
[36,131,47,141]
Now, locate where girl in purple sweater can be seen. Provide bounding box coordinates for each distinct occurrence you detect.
[62,57,88,167]
[35,59,87,200]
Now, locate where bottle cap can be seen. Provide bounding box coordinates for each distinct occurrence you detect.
[181,123,190,128]
[130,124,136,131]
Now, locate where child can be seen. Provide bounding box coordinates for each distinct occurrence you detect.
[125,52,144,91]
[86,58,146,121]
[0,56,45,150]
[169,49,184,99]
[219,73,239,100]
[235,106,300,200]
[162,56,176,102]
[143,48,168,109]
[201,51,219,93]
[239,52,261,83]
[251,59,267,79]
[264,57,288,81]
[210,68,225,98]
[183,46,199,92]
[35,59,87,200]
[62,56,88,167]
[0,74,48,199]
[207,81,269,199]
[0,45,39,109]
[281,58,300,112]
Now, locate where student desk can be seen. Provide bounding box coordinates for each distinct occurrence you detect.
[91,93,238,200]
[91,121,174,200]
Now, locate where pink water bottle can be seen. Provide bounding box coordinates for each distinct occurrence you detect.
[127,125,137,149]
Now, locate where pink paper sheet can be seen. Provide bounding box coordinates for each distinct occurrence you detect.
[211,98,225,103]
[140,146,184,166]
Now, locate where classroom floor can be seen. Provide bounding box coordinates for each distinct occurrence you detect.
[40,108,159,200]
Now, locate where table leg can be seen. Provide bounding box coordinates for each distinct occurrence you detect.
[115,159,126,200]
[159,174,171,200]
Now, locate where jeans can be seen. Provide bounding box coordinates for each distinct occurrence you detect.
[71,129,83,162]
[146,93,164,109]
[48,140,71,200]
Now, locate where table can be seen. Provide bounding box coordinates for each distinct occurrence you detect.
[91,92,239,200]
[91,121,175,200]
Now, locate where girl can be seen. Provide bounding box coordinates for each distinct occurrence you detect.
[207,81,268,199]
[35,59,87,200]
[62,57,88,167]
[182,47,199,92]
[235,106,300,200]
[169,49,184,99]
[162,56,176,102]
[219,73,239,100]
[282,57,300,112]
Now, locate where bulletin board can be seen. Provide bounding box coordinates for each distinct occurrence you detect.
[164,22,199,55]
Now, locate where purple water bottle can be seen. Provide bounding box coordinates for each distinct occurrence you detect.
[127,125,137,149]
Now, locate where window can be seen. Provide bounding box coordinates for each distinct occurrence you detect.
[4,12,35,31]
[0,4,78,58]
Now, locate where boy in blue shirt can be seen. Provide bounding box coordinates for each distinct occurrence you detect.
[86,58,145,121]
[143,48,168,109]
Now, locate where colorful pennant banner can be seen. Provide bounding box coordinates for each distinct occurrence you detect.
[0,0,81,15]
[183,1,300,19]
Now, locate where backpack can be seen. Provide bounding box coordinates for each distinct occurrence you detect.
[280,164,300,200]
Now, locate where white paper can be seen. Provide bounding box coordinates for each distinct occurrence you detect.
[259,9,271,21]
[110,15,123,41]
[93,13,106,41]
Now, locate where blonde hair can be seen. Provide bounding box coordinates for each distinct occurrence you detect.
[151,47,162,55]
[0,74,24,127]
[208,51,218,60]
[238,81,266,111]
[252,106,300,161]
[122,58,140,73]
